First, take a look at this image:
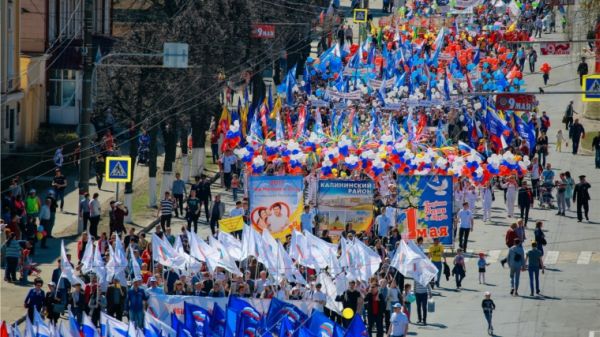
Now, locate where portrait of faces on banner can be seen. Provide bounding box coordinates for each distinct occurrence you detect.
[396,175,454,245]
[317,180,375,241]
[248,176,304,240]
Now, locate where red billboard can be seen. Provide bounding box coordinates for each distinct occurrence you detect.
[495,94,536,112]
[540,42,571,55]
[251,24,275,39]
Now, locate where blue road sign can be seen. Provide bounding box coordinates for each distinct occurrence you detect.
[583,75,600,102]
[105,156,132,182]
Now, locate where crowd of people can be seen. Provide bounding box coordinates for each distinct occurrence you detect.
[1,0,597,336]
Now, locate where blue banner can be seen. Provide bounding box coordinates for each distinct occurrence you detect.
[397,175,454,245]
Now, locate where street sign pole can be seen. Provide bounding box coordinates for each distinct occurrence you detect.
[116,182,119,202]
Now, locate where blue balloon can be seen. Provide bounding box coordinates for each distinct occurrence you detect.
[467,63,475,71]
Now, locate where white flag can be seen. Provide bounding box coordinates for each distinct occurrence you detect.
[60,240,85,286]
[209,236,242,276]
[129,246,142,281]
[277,241,306,284]
[80,233,95,274]
[93,241,108,291]
[317,272,343,314]
[390,240,439,287]
[145,310,176,337]
[241,225,263,261]
[106,244,127,285]
[152,234,188,272]
[217,231,242,261]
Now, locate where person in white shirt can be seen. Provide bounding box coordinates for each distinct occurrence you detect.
[480,183,494,223]
[457,202,474,251]
[388,303,409,337]
[312,283,327,312]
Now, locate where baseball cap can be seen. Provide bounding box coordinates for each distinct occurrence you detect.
[149,276,157,282]
[393,303,402,308]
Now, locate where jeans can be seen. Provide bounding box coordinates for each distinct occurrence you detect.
[510,267,521,291]
[415,293,428,322]
[537,150,546,167]
[557,193,566,213]
[211,144,219,163]
[232,187,239,201]
[200,198,210,222]
[572,139,580,154]
[55,189,65,210]
[528,267,540,294]
[224,172,232,190]
[595,148,600,168]
[186,212,199,233]
[484,311,493,329]
[458,228,470,251]
[367,313,384,337]
[432,261,443,286]
[5,256,18,281]
[129,310,144,328]
[82,212,90,232]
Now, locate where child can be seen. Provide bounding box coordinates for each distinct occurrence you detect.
[556,129,564,152]
[19,249,40,284]
[482,292,496,335]
[540,63,551,86]
[478,252,490,284]
[403,283,414,322]
[231,174,240,201]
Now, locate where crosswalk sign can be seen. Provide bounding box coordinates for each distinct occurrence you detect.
[105,156,132,182]
[582,75,600,102]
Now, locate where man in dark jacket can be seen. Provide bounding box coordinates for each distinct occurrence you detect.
[573,175,591,222]
[518,181,533,226]
[364,285,386,337]
[106,278,126,320]
[335,280,362,327]
[570,119,586,155]
[577,57,588,86]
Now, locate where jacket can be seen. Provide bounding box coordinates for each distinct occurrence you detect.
[517,187,533,207]
[507,244,525,269]
[573,182,591,202]
[364,292,386,317]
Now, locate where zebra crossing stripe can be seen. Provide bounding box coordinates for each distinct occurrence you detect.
[577,251,593,265]
[544,251,560,265]
[487,250,502,263]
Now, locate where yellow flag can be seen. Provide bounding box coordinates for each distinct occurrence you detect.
[269,97,282,119]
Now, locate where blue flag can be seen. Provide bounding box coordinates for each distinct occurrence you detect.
[266,297,308,333]
[184,302,211,337]
[211,303,226,337]
[344,315,368,337]
[278,316,295,337]
[298,327,317,337]
[306,311,344,337]
[225,297,261,337]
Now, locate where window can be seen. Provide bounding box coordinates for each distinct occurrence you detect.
[16,103,20,126]
[49,69,77,107]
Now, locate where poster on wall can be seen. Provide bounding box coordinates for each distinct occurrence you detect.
[248,176,304,240]
[397,175,454,245]
[318,180,374,241]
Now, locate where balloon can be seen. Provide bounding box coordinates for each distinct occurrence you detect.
[407,293,416,303]
[36,232,43,240]
[342,308,355,319]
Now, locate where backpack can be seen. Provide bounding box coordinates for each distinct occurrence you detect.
[513,252,522,262]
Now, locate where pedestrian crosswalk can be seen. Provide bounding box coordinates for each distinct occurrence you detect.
[461,250,600,265]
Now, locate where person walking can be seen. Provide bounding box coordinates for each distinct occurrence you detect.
[517,181,533,226]
[221,149,238,191]
[481,292,496,335]
[593,133,600,169]
[24,278,45,321]
[428,238,445,288]
[185,190,200,233]
[413,279,431,325]
[503,176,518,218]
[563,101,576,131]
[508,238,525,296]
[89,193,101,238]
[573,175,591,222]
[335,280,362,327]
[51,169,67,212]
[525,241,545,297]
[364,284,386,337]
[157,191,174,232]
[528,48,537,73]
[388,303,409,337]
[530,157,542,200]
[556,177,567,216]
[171,173,186,218]
[536,131,549,166]
[106,278,126,320]
[209,195,225,236]
[79,193,91,233]
[556,129,564,152]
[481,182,494,223]
[453,248,466,289]
[564,171,575,211]
[540,63,551,85]
[533,221,547,256]
[95,155,105,190]
[577,57,588,86]
[569,119,585,154]
[457,202,473,251]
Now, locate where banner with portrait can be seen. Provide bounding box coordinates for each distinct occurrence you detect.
[317,180,374,241]
[397,175,454,245]
[248,176,304,240]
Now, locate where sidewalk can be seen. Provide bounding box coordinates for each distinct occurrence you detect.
[0,159,151,324]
